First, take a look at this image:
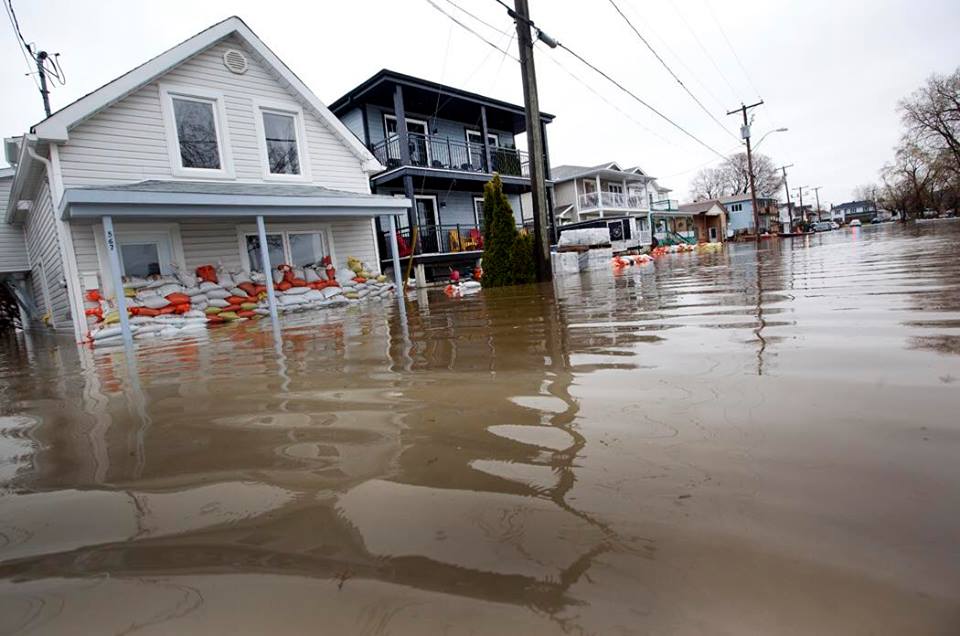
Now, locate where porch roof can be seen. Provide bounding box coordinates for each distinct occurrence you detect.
[59,180,411,220]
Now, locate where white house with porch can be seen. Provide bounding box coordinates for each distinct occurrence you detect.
[550,162,677,249]
[3,16,410,343]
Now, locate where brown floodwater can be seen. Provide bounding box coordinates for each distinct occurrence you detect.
[1,221,959,635]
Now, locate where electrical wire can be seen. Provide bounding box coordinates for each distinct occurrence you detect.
[3,0,40,90]
[663,0,740,105]
[702,0,762,100]
[425,0,517,62]
[606,0,739,143]
[442,0,512,37]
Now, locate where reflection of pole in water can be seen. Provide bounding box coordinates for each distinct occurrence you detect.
[754,244,767,376]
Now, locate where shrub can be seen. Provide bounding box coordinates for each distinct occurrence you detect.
[481,174,536,287]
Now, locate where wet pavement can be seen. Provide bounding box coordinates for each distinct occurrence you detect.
[1,221,959,635]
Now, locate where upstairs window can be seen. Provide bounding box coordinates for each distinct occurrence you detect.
[160,84,234,178]
[172,97,221,169]
[262,110,301,175]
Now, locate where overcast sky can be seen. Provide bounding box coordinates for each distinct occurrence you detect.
[3,0,959,205]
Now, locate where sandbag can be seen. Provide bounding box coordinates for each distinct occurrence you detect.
[320,287,342,300]
[284,286,310,295]
[123,277,151,290]
[221,304,242,313]
[183,286,203,297]
[227,295,249,305]
[196,265,218,283]
[204,306,222,315]
[207,298,229,308]
[304,268,321,283]
[240,302,258,311]
[199,281,220,291]
[166,292,190,305]
[205,288,231,300]
[141,295,170,310]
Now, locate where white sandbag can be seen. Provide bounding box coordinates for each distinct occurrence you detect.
[129,316,156,326]
[278,294,308,306]
[174,269,195,288]
[233,271,252,285]
[199,281,220,291]
[141,295,171,310]
[184,310,206,319]
[183,286,203,297]
[320,287,343,299]
[272,270,283,284]
[218,272,235,288]
[229,287,246,297]
[92,326,125,340]
[304,289,325,301]
[205,287,231,300]
[254,308,270,316]
[144,276,177,289]
[188,294,208,305]
[123,276,151,290]
[304,268,321,283]
[293,267,305,280]
[208,298,229,308]
[283,286,310,295]
[340,280,357,289]
[155,283,183,298]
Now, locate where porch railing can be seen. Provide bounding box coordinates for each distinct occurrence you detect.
[370,132,529,177]
[380,222,534,259]
[651,199,679,212]
[578,191,649,211]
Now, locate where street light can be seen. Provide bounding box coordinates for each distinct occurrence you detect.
[752,127,788,151]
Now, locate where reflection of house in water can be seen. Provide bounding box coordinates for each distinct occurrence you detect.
[0,292,632,630]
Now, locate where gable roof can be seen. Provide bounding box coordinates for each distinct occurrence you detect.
[551,162,655,183]
[717,193,779,205]
[30,16,381,171]
[678,199,724,214]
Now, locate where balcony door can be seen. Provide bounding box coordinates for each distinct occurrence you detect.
[415,195,442,253]
[465,130,497,172]
[384,115,429,166]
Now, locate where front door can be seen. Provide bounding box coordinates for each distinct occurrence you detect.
[466,130,498,171]
[709,226,718,242]
[415,196,441,253]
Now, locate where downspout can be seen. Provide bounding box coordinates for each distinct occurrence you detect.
[27,142,85,342]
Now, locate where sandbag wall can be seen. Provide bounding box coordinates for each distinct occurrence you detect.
[84,258,396,347]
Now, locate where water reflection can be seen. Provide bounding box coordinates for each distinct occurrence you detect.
[1,223,959,634]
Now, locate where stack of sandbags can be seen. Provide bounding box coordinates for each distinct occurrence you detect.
[339,276,396,303]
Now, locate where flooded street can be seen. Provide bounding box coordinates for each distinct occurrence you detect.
[1,222,959,634]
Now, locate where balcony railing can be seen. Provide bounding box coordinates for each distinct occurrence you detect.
[578,191,649,211]
[651,199,680,212]
[380,222,531,259]
[370,132,529,177]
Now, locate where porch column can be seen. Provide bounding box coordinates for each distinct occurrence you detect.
[256,215,280,326]
[596,175,602,216]
[101,215,133,347]
[480,105,492,172]
[387,214,404,293]
[392,85,412,166]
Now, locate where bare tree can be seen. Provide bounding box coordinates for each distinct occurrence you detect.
[851,183,881,202]
[689,152,783,200]
[899,69,960,177]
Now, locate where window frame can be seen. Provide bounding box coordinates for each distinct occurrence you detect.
[252,98,312,181]
[159,83,235,179]
[473,196,485,228]
[93,223,186,297]
[236,224,336,274]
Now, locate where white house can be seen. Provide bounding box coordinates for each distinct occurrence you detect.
[3,16,410,343]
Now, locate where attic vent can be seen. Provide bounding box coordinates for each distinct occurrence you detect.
[222,49,248,74]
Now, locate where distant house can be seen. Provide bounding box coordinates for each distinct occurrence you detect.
[329,70,554,279]
[550,162,674,248]
[831,200,878,223]
[3,17,409,342]
[0,168,31,322]
[717,194,781,234]
[676,200,727,243]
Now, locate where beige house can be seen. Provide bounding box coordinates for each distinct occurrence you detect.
[3,17,409,342]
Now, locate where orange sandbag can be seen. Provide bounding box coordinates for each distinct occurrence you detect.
[85,290,102,302]
[173,303,191,314]
[277,281,292,291]
[159,305,177,315]
[221,304,242,313]
[290,278,307,287]
[135,307,160,317]
[165,292,190,305]
[196,265,217,283]
[254,284,268,295]
[227,295,249,305]
[353,276,366,283]
[238,282,258,296]
[237,310,256,318]
[206,315,225,323]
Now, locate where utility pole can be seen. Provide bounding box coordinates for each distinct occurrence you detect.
[511,0,554,281]
[794,186,807,223]
[29,46,53,117]
[778,164,794,232]
[811,186,822,222]
[727,101,764,240]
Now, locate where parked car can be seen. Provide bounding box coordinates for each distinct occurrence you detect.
[849,219,861,227]
[813,221,834,232]
[830,221,840,229]
[871,217,883,224]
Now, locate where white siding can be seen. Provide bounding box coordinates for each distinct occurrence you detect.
[68,216,381,293]
[58,36,369,193]
[0,176,30,272]
[23,180,71,328]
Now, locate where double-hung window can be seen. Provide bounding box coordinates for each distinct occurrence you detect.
[243,229,330,273]
[256,101,310,179]
[160,84,234,177]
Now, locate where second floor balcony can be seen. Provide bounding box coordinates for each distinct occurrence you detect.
[578,191,650,212]
[371,132,530,177]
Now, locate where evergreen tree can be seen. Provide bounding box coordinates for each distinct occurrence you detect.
[481,174,536,287]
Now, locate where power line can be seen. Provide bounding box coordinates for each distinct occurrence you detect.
[606,0,739,143]
[702,0,762,100]
[3,0,39,90]
[664,0,740,104]
[442,0,511,37]
[425,0,517,62]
